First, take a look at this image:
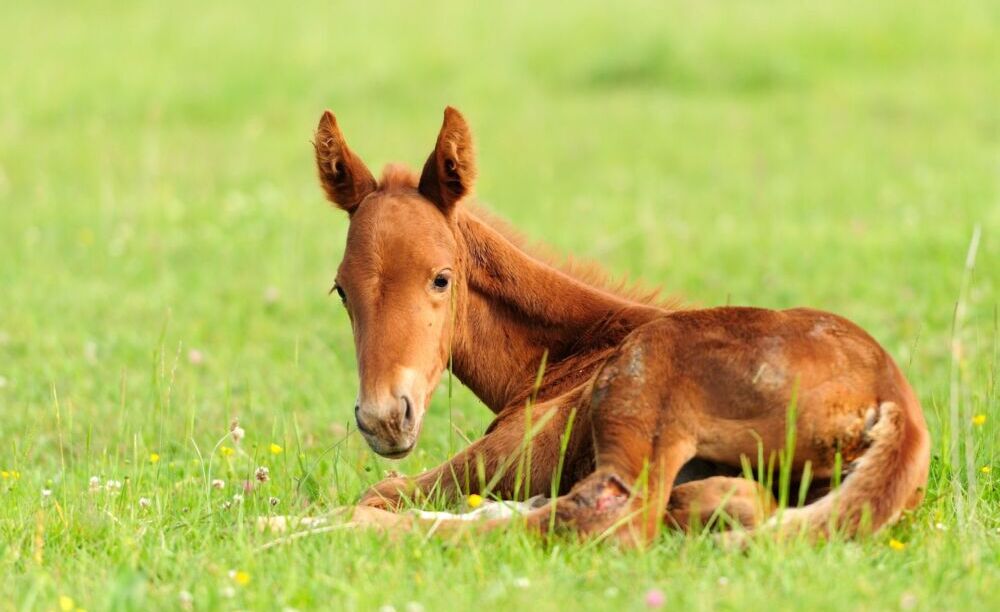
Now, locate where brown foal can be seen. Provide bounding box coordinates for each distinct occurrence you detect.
[313,107,930,545]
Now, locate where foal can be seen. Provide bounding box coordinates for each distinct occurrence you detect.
[313,107,929,544]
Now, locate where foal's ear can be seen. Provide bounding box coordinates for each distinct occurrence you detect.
[314,111,377,214]
[418,106,477,215]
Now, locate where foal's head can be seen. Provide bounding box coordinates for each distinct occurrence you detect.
[314,107,476,458]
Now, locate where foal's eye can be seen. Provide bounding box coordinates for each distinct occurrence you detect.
[332,284,346,302]
[432,272,451,292]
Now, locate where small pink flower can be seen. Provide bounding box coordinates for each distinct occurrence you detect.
[645,588,665,608]
[187,349,204,365]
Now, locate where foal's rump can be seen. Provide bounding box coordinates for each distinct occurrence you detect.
[648,306,929,537]
[654,307,898,473]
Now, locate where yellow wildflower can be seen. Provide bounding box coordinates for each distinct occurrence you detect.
[1,471,8,480]
[888,539,906,551]
[467,494,483,509]
[269,443,283,455]
[982,466,991,474]
[59,596,75,612]
[972,414,986,426]
[78,228,94,246]
[149,453,160,464]
[233,570,250,586]
[220,446,235,457]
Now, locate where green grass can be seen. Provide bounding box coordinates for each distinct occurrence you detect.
[1,0,998,609]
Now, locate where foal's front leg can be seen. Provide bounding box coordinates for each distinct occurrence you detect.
[359,397,584,510]
[534,325,697,545]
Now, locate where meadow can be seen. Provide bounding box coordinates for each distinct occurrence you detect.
[1,1,998,609]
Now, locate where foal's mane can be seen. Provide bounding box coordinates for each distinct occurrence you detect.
[464,205,680,310]
[377,164,679,311]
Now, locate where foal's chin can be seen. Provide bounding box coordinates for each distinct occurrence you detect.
[360,433,417,459]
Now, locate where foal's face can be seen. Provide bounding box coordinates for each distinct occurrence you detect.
[314,107,476,458]
[334,192,458,457]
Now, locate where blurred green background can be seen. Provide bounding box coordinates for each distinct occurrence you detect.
[0,1,997,610]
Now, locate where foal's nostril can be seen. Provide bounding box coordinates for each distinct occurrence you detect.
[401,395,414,430]
[354,404,376,436]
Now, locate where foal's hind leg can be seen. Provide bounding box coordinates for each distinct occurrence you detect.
[666,477,777,532]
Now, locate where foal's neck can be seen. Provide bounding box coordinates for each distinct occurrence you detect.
[450,211,665,413]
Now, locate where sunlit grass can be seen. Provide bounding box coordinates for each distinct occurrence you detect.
[0,0,998,609]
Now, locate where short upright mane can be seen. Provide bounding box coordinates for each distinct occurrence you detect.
[464,204,678,310]
[375,162,678,310]
[378,163,420,191]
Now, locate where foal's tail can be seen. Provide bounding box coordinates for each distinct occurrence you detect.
[771,396,930,539]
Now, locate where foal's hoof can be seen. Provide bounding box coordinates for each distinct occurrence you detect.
[714,529,753,552]
[358,494,398,511]
[358,476,412,511]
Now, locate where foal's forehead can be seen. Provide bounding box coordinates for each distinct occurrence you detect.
[342,190,457,267]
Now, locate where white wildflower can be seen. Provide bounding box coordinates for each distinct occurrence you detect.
[230,418,245,445]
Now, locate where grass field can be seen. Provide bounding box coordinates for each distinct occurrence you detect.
[1,1,999,609]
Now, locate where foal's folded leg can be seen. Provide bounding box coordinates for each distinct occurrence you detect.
[359,400,578,510]
[665,476,777,532]
[539,328,698,546]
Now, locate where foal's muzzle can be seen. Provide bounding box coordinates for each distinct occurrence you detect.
[355,394,418,458]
